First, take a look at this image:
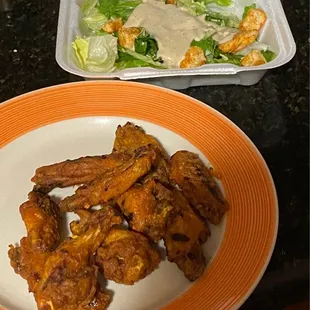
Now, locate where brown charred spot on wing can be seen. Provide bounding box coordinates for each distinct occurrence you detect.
[171,233,190,242]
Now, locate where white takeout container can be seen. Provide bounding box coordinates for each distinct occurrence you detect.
[56,0,296,89]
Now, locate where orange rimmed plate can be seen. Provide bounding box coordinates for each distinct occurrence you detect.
[0,81,278,310]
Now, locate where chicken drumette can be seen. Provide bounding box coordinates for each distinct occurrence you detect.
[170,150,229,225]
[8,191,60,293]
[113,122,170,185]
[34,207,121,310]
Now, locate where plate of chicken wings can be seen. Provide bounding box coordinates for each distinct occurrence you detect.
[0,81,278,310]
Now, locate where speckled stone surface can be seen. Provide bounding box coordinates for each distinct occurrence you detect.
[0,1,308,309]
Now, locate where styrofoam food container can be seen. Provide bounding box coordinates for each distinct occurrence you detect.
[56,0,296,89]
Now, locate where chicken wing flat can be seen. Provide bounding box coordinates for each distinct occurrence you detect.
[116,179,174,242]
[8,191,60,293]
[96,228,161,285]
[170,151,229,225]
[59,145,159,212]
[113,122,170,185]
[164,189,209,281]
[31,153,131,193]
[35,207,121,310]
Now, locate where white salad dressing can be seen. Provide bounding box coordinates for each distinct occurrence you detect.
[125,0,238,67]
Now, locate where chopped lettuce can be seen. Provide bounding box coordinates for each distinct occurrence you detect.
[191,36,219,57]
[82,0,99,16]
[98,0,142,21]
[117,46,167,69]
[115,51,155,69]
[83,7,108,31]
[242,3,256,19]
[204,11,240,28]
[191,36,242,65]
[199,0,232,6]
[209,53,242,65]
[113,0,143,20]
[261,50,276,62]
[72,35,118,72]
[176,0,208,16]
[134,30,159,59]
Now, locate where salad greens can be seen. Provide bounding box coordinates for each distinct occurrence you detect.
[191,36,242,65]
[117,46,167,68]
[134,30,159,59]
[73,0,275,72]
[98,0,142,20]
[204,11,240,28]
[72,35,118,72]
[242,3,256,19]
[261,50,276,62]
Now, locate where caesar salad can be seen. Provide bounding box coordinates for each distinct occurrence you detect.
[72,0,276,73]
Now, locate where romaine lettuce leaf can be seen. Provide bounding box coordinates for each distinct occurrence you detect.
[113,0,143,20]
[261,50,276,62]
[204,11,240,28]
[201,0,232,6]
[242,3,256,19]
[191,36,219,57]
[176,0,208,16]
[115,51,154,69]
[134,30,159,59]
[98,0,142,21]
[191,36,242,65]
[82,0,99,16]
[83,7,108,31]
[209,53,242,65]
[72,35,118,72]
[117,46,167,68]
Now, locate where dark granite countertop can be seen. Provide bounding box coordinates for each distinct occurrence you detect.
[0,0,308,309]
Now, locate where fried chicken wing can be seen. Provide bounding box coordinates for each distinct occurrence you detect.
[96,228,161,285]
[117,179,174,242]
[113,122,170,185]
[31,153,131,193]
[35,207,121,310]
[170,151,228,225]
[59,145,159,212]
[164,189,209,281]
[8,191,60,293]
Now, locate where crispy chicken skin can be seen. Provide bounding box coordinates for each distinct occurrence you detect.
[96,228,161,285]
[31,153,131,193]
[113,122,170,185]
[34,208,121,310]
[117,179,174,242]
[8,191,60,293]
[170,151,228,225]
[164,189,209,281]
[59,145,159,212]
